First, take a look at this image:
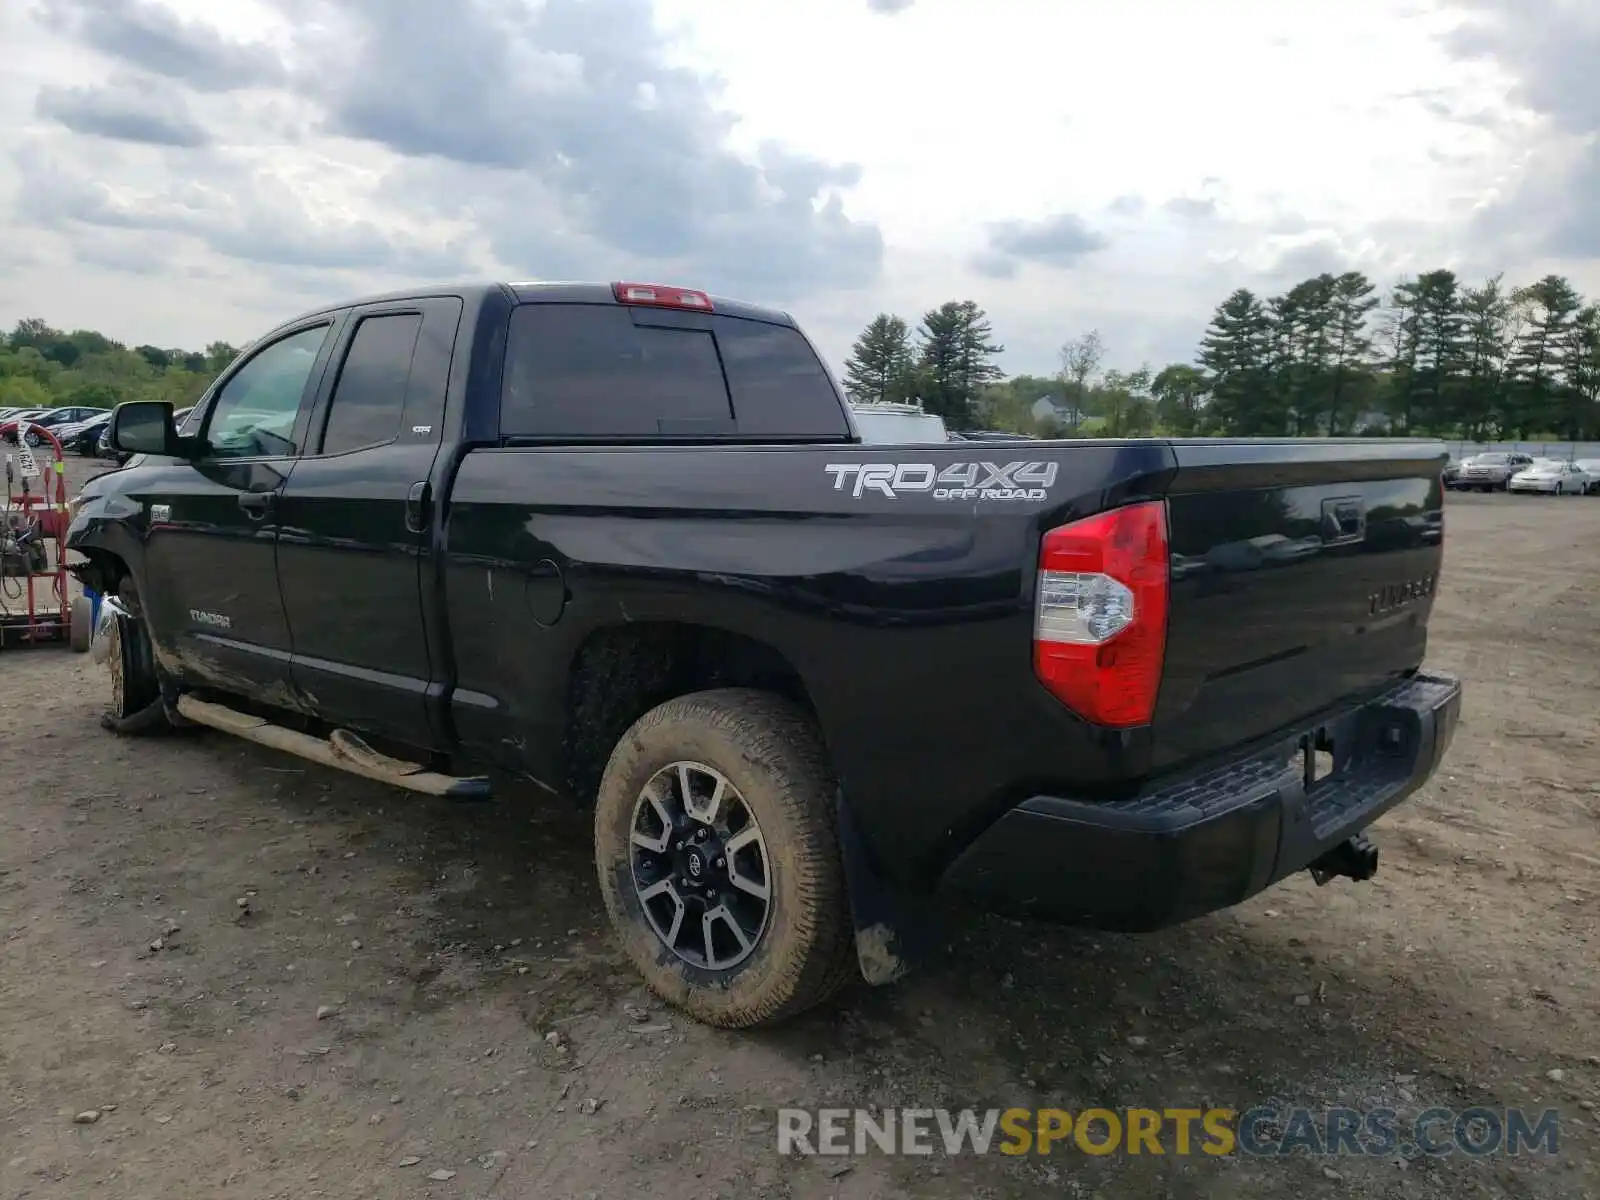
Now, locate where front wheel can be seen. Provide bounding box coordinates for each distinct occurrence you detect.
[101,604,164,727]
[593,688,855,1028]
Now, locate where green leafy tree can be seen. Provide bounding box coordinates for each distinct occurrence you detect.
[6,318,60,351]
[1057,330,1103,430]
[0,316,223,415]
[204,342,240,373]
[1098,367,1155,436]
[1151,364,1207,434]
[0,375,53,408]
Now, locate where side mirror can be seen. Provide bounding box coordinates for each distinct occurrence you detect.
[110,401,189,457]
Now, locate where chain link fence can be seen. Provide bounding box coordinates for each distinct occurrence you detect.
[1442,441,1600,462]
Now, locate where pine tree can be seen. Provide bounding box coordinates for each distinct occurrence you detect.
[1561,310,1600,441]
[1326,272,1379,434]
[1569,307,1600,440]
[1407,270,1465,431]
[1507,275,1583,437]
[1268,275,1336,433]
[1198,289,1273,433]
[1382,277,1425,432]
[915,301,1004,428]
[1458,276,1515,439]
[842,314,913,404]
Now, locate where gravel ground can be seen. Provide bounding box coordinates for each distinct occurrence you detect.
[1,467,1596,1199]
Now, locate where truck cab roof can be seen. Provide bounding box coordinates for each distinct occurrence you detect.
[284,281,798,331]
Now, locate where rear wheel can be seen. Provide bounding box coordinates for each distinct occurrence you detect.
[593,688,855,1028]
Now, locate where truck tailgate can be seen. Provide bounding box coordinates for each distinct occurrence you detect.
[1153,439,1446,766]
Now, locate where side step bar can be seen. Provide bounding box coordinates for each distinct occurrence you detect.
[174,695,493,800]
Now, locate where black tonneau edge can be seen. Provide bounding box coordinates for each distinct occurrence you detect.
[1163,437,1449,492]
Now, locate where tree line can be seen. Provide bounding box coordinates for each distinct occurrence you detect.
[843,270,1600,440]
[0,318,238,414]
[10,269,1599,442]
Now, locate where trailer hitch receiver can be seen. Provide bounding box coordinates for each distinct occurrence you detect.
[1309,831,1379,886]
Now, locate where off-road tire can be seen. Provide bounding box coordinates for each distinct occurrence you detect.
[594,688,856,1028]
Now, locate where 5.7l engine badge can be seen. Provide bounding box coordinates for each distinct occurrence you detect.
[825,461,1057,501]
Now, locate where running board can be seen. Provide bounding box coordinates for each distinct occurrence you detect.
[174,695,493,800]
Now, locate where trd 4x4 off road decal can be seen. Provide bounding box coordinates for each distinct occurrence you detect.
[824,461,1058,501]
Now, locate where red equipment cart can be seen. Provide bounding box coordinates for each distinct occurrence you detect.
[0,419,88,651]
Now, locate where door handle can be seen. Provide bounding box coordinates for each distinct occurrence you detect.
[238,492,274,521]
[405,480,431,534]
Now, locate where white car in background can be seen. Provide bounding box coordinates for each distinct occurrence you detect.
[848,401,949,444]
[1507,459,1590,495]
[1576,460,1600,494]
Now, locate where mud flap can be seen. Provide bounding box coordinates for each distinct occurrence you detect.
[835,789,942,986]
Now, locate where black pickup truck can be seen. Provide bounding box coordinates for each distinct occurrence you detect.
[67,281,1461,1028]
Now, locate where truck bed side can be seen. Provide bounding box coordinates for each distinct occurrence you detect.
[441,439,1175,879]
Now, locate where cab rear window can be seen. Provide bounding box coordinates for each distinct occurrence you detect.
[500,304,849,439]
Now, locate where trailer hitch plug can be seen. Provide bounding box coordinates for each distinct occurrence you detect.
[1309,832,1379,886]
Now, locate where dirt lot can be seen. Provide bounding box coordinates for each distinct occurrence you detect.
[1,469,1596,1200]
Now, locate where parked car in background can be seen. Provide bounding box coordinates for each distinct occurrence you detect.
[1575,460,1600,494]
[97,407,192,464]
[1507,460,1589,495]
[56,411,113,454]
[1441,458,1464,489]
[1455,451,1534,491]
[11,405,106,446]
[848,401,948,444]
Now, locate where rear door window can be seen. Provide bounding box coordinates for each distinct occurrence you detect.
[501,304,849,438]
[319,313,424,455]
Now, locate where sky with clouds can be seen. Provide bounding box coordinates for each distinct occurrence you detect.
[0,0,1596,376]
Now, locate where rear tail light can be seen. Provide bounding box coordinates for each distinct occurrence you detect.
[1033,500,1169,728]
[611,281,714,312]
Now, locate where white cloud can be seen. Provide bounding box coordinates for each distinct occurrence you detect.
[0,0,1593,375]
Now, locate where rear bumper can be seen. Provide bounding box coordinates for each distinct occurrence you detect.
[938,672,1462,931]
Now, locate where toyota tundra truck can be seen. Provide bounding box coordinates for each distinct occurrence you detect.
[66,281,1462,1028]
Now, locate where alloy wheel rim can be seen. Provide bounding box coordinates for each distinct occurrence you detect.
[107,619,125,712]
[628,761,772,971]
